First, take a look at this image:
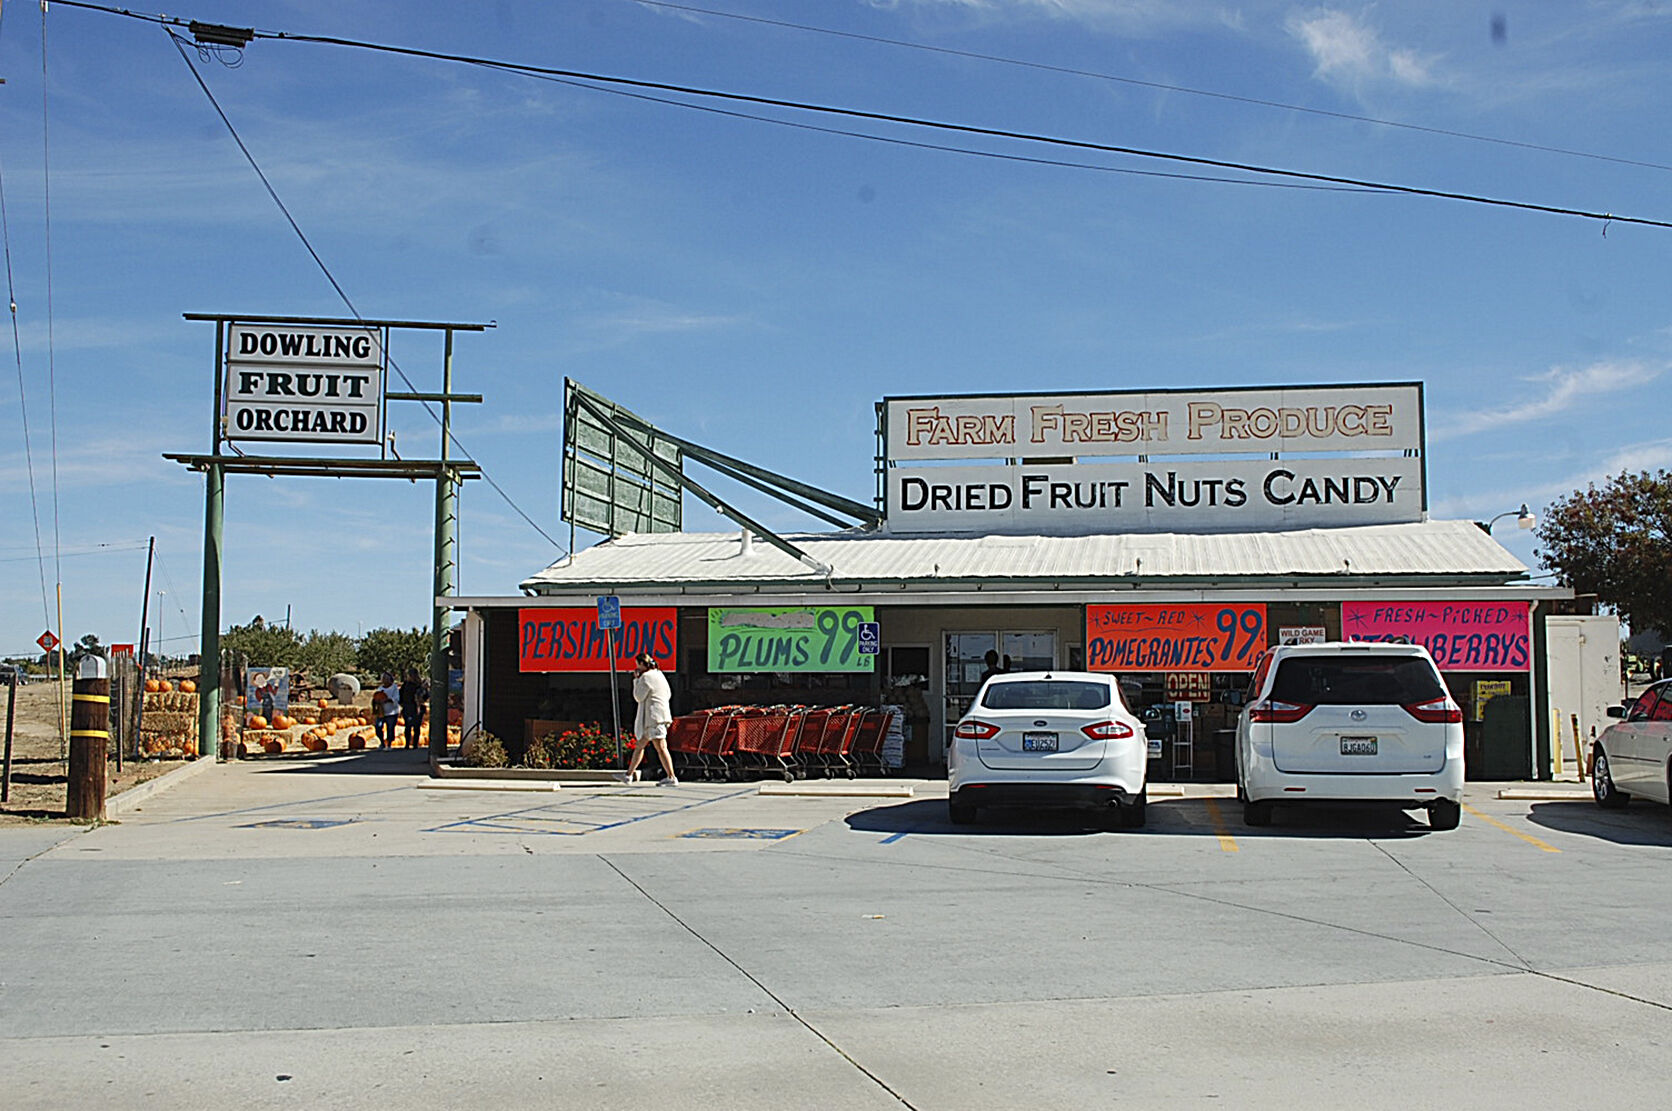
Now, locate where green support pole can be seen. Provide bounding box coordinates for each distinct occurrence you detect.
[198,317,226,763]
[428,331,456,764]
[197,461,223,761]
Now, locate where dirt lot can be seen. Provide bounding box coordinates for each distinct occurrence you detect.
[0,679,188,826]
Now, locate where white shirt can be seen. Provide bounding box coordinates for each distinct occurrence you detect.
[632,667,672,736]
[378,682,400,716]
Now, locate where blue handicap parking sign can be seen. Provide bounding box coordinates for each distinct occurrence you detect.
[597,595,622,630]
[857,621,880,655]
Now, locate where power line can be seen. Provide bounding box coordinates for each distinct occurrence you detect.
[0,3,55,634]
[631,0,1672,175]
[39,5,65,601]
[161,28,568,558]
[44,0,1672,230]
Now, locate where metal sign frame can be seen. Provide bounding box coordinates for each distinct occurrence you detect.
[173,313,489,766]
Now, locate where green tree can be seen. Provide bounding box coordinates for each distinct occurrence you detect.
[1536,469,1672,634]
[356,626,430,680]
[295,630,358,679]
[221,621,304,669]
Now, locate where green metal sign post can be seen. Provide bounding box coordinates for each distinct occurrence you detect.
[174,314,487,767]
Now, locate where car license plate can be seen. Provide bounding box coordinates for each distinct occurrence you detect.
[1340,736,1378,756]
[1022,731,1059,752]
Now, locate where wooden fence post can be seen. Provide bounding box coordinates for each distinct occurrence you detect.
[67,656,110,820]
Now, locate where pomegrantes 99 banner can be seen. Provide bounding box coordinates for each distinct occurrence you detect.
[518,607,677,672]
[1086,604,1267,672]
[1340,602,1530,671]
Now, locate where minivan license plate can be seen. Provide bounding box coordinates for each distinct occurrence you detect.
[1340,736,1378,756]
[1023,732,1059,752]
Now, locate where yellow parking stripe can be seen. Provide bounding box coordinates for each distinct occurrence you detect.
[1202,799,1239,853]
[1461,803,1560,853]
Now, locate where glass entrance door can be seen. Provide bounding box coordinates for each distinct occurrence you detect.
[943,630,1057,754]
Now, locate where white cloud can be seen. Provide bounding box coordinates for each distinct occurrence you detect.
[1432,437,1672,521]
[1287,8,1438,89]
[1432,359,1664,441]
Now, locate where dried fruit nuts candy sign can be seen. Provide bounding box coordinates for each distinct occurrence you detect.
[1086,604,1267,672]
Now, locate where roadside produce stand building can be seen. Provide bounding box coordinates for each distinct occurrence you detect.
[446,382,1571,780]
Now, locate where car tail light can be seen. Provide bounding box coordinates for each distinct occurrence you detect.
[1248,700,1313,723]
[954,719,1000,740]
[1081,720,1135,740]
[1403,698,1463,724]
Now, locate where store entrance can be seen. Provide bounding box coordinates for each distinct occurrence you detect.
[943,630,1056,752]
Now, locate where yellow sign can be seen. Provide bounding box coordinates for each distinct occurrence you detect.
[1473,680,1513,721]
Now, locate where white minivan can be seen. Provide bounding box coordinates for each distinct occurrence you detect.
[1236,642,1465,830]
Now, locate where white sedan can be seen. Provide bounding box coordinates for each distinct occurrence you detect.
[947,671,1148,829]
[1591,680,1672,811]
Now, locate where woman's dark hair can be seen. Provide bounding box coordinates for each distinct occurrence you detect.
[637,654,657,669]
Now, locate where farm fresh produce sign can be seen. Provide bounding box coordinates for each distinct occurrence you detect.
[707,606,876,673]
[1086,604,1268,672]
[518,607,677,672]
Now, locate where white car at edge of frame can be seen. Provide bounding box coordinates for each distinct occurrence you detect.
[1236,642,1465,830]
[1591,679,1672,813]
[948,671,1148,830]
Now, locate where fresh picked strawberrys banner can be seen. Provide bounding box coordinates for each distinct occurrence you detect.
[1086,603,1267,672]
[518,607,677,672]
[1341,602,1531,671]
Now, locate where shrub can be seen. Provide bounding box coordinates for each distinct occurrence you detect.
[528,722,634,770]
[463,732,508,768]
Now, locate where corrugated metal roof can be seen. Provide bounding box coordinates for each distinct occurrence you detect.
[521,520,1527,593]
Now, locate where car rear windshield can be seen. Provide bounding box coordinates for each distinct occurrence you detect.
[1269,655,1445,706]
[981,681,1111,711]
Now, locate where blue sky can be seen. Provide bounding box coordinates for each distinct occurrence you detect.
[2,0,1669,658]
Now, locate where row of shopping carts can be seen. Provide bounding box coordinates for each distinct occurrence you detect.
[664,705,897,782]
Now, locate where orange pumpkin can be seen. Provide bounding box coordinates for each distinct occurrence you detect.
[180,679,197,694]
[158,679,173,693]
[247,714,268,730]
[145,678,161,693]
[262,738,284,754]
[348,735,366,751]
[303,717,318,726]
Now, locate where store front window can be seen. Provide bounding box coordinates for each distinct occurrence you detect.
[944,630,1057,750]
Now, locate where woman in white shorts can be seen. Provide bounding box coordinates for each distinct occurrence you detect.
[622,654,676,785]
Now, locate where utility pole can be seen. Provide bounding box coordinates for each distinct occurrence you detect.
[428,328,458,763]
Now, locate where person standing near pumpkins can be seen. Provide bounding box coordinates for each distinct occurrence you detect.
[399,668,429,751]
[374,672,401,747]
[621,653,676,785]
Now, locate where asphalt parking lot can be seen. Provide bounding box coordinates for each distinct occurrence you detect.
[4,751,1672,1109]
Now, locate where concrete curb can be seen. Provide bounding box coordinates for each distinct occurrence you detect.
[759,781,916,798]
[106,755,221,820]
[1497,789,1592,801]
[418,778,564,792]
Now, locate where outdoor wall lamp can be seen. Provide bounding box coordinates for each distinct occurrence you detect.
[1482,503,1536,533]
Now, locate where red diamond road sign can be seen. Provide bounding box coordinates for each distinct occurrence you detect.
[37,630,59,653]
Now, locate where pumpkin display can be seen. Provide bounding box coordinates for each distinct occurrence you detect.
[180,679,197,694]
[157,679,173,693]
[247,714,268,730]
[145,678,161,693]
